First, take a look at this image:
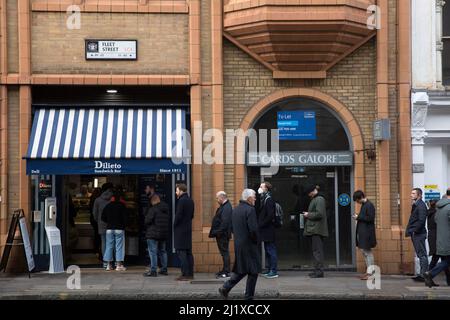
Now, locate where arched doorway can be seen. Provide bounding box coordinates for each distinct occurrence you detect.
[246,97,356,270]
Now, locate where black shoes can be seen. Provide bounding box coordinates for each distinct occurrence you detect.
[144,271,158,277]
[216,272,230,279]
[412,275,425,282]
[309,272,324,278]
[423,272,436,288]
[218,287,229,300]
[158,270,169,276]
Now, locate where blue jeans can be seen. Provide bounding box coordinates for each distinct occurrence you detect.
[411,233,428,276]
[147,239,168,273]
[104,230,125,262]
[429,256,450,278]
[263,241,278,273]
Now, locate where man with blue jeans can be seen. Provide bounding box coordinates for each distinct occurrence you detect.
[424,189,450,287]
[101,189,127,271]
[406,188,428,282]
[104,230,125,270]
[144,194,170,277]
[147,240,168,275]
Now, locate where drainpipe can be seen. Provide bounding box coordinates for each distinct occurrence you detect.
[0,0,8,226]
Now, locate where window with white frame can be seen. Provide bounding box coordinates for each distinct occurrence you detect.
[443,2,450,85]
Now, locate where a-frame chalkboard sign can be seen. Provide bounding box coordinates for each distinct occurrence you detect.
[0,209,35,278]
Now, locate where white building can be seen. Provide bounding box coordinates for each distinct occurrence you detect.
[412,0,450,199]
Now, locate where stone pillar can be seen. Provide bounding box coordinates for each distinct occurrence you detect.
[411,92,429,189]
[436,0,446,88]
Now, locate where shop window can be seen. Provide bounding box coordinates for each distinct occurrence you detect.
[443,3,450,86]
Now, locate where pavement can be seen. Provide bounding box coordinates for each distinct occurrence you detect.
[0,267,450,300]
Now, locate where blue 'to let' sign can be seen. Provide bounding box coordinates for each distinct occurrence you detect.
[338,194,351,207]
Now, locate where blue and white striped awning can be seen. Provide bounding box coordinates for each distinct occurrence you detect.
[26,108,187,159]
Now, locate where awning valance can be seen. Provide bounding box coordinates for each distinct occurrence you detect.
[26,108,188,175]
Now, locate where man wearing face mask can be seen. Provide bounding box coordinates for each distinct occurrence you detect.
[257,181,278,279]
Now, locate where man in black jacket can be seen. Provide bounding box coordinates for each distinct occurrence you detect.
[209,191,233,278]
[174,183,195,281]
[144,194,170,277]
[352,190,377,280]
[257,181,278,279]
[406,188,429,282]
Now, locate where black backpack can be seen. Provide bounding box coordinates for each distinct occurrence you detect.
[265,196,284,228]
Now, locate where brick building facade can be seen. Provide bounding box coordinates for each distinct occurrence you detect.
[0,0,415,275]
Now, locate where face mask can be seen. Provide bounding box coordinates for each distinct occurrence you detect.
[258,188,264,195]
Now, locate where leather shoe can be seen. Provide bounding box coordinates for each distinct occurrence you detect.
[218,287,229,300]
[309,272,324,278]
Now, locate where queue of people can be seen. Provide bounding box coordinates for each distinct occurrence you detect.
[88,179,449,299]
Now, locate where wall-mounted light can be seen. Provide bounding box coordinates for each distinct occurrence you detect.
[94,178,99,188]
[106,89,118,94]
[366,148,376,162]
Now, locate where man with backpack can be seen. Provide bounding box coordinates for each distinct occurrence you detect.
[257,181,279,279]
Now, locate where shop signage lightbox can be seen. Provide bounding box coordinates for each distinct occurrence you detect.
[85,40,137,60]
[247,152,353,167]
[277,111,316,140]
[26,159,186,175]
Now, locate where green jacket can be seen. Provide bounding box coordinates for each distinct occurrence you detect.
[304,195,328,237]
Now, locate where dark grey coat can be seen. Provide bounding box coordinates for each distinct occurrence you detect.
[174,193,195,250]
[258,194,276,242]
[144,201,170,241]
[406,199,428,237]
[231,200,262,275]
[356,200,377,250]
[209,200,233,239]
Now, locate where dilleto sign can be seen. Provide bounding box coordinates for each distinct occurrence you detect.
[86,40,137,60]
[277,111,316,140]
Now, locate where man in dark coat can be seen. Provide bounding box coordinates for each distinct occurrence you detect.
[352,190,377,280]
[303,184,328,278]
[144,194,170,277]
[406,188,429,282]
[174,183,195,281]
[219,189,261,300]
[257,181,278,279]
[209,191,233,278]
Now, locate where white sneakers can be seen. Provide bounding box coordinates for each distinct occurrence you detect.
[115,265,127,272]
[105,264,126,271]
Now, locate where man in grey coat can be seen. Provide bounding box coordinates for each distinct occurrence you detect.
[219,189,261,300]
[424,188,450,287]
[93,183,113,267]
